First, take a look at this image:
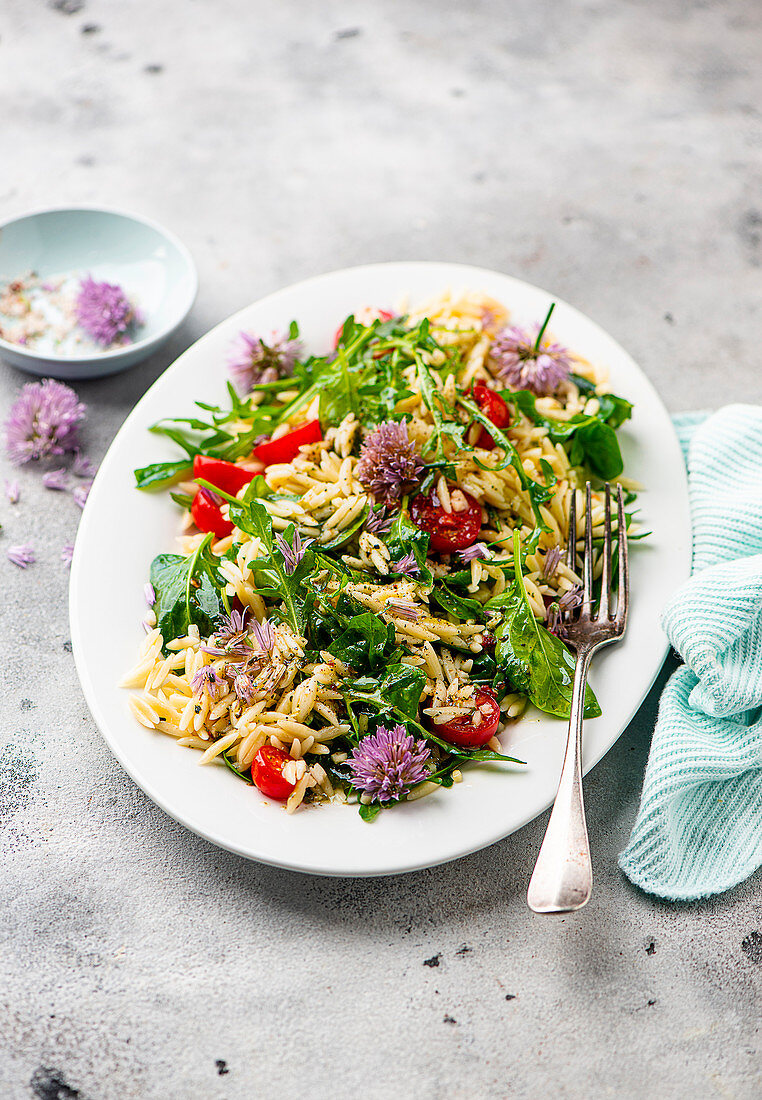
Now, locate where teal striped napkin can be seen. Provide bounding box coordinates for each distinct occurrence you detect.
[619,406,762,900]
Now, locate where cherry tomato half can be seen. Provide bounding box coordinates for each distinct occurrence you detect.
[471,382,510,450]
[192,454,256,496]
[411,485,483,552]
[433,687,500,749]
[190,488,233,539]
[334,308,394,348]
[251,745,296,801]
[252,419,323,466]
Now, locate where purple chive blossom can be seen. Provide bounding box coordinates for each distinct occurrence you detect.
[459,542,491,563]
[191,666,224,700]
[546,586,583,637]
[72,450,97,478]
[346,723,431,803]
[275,529,313,575]
[228,330,303,394]
[144,583,156,607]
[390,551,419,577]
[5,379,86,466]
[75,275,136,346]
[61,544,74,568]
[355,420,425,506]
[203,608,256,661]
[72,481,92,509]
[43,467,68,491]
[250,617,276,655]
[7,544,35,569]
[232,671,257,705]
[542,546,563,579]
[365,504,394,534]
[489,310,572,397]
[216,608,248,646]
[5,480,20,504]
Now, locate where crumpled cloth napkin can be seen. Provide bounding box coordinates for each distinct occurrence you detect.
[619,405,762,900]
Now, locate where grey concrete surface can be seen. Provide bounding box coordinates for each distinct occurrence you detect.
[1,1,761,1097]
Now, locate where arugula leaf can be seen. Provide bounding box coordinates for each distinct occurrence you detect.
[455,391,555,531]
[416,356,468,461]
[493,532,600,719]
[150,534,228,653]
[384,503,432,584]
[199,481,314,635]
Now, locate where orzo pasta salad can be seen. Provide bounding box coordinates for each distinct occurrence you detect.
[123,291,640,819]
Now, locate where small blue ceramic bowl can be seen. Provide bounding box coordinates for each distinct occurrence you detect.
[0,206,198,380]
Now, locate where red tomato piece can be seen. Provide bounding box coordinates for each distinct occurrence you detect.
[193,455,256,496]
[252,419,322,466]
[433,687,500,749]
[334,308,394,348]
[251,745,296,801]
[190,489,233,539]
[470,383,510,450]
[410,485,483,552]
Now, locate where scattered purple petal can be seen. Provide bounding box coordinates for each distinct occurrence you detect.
[275,528,313,575]
[61,543,75,568]
[191,665,224,700]
[228,329,303,394]
[72,450,97,478]
[355,419,425,506]
[459,542,491,563]
[7,544,35,569]
[365,504,394,534]
[559,585,583,611]
[144,582,156,607]
[250,618,276,655]
[72,481,92,509]
[75,275,137,346]
[43,467,68,491]
[390,551,419,577]
[5,379,86,466]
[346,723,431,803]
[386,598,420,622]
[4,479,20,504]
[489,319,572,396]
[542,546,563,579]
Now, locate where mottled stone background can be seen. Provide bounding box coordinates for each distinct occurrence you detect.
[1,1,760,1097]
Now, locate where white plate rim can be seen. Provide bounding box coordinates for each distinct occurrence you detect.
[70,261,691,877]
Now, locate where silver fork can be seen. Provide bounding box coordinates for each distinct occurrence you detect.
[527,482,629,914]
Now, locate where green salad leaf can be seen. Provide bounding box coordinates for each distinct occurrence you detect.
[491,532,600,719]
[149,533,229,653]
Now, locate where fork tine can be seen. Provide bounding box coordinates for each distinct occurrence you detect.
[583,482,594,610]
[566,488,577,571]
[599,483,612,619]
[616,483,629,628]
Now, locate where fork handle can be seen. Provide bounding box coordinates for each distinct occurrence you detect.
[527,647,593,914]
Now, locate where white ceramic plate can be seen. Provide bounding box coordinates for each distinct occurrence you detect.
[70,262,691,877]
